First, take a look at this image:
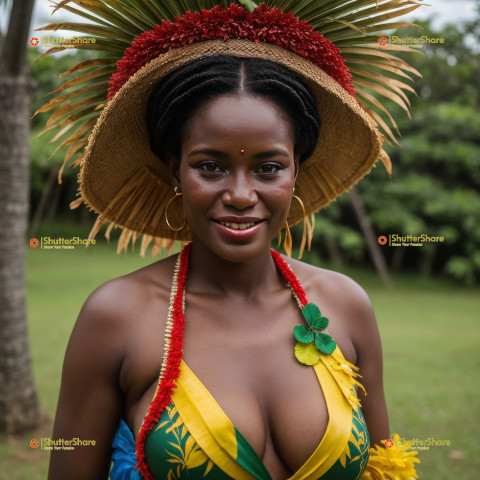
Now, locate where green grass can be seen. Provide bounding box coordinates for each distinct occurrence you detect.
[1,238,479,479]
[1,240,158,480]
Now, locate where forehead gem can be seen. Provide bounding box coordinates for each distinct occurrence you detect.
[240,149,246,154]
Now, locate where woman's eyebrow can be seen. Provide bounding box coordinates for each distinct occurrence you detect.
[187,148,226,158]
[187,148,291,159]
[251,150,291,159]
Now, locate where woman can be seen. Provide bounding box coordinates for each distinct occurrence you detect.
[43,2,421,479]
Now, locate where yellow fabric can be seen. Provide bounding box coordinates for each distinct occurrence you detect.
[174,361,256,480]
[289,359,353,480]
[173,355,355,480]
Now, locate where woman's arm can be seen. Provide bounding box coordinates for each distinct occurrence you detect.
[48,281,133,480]
[348,285,390,446]
[346,282,421,478]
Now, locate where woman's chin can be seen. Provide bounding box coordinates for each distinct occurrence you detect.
[191,233,274,265]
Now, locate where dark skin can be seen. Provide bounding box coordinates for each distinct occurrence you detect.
[48,94,389,480]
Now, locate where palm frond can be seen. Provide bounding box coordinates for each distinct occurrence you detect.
[263,0,422,145]
[58,57,117,80]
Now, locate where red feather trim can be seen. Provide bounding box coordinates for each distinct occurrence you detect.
[108,4,355,100]
[271,249,308,306]
[135,243,191,480]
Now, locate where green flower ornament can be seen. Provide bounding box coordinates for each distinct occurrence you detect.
[294,303,337,366]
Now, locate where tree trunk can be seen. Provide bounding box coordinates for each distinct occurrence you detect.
[391,245,406,275]
[349,186,393,288]
[0,72,40,434]
[29,165,58,238]
[0,0,40,434]
[420,245,437,277]
[325,236,344,267]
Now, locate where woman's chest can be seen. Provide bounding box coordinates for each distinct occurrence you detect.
[180,344,331,474]
[122,292,357,473]
[140,356,369,480]
[125,326,333,474]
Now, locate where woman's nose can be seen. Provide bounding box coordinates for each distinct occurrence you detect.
[222,172,258,210]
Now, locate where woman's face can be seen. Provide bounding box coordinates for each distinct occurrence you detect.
[172,94,298,263]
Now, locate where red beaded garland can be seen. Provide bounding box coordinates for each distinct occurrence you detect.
[135,244,191,479]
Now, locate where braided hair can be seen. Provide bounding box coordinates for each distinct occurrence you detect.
[146,55,321,164]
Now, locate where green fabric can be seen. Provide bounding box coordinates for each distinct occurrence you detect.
[234,428,272,480]
[144,402,370,480]
[320,406,370,480]
[144,403,233,480]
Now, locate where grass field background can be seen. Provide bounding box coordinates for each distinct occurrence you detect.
[1,232,479,479]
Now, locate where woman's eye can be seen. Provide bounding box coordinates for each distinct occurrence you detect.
[199,162,223,173]
[257,163,281,174]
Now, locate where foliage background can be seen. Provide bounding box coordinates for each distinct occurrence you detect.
[307,18,480,285]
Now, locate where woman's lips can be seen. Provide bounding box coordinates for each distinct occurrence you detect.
[218,221,256,230]
[214,219,264,239]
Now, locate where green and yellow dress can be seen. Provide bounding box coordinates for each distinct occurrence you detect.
[141,347,369,480]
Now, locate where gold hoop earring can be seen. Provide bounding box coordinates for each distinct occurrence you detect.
[291,194,306,218]
[279,220,293,258]
[165,187,186,231]
[279,194,309,258]
[291,194,308,259]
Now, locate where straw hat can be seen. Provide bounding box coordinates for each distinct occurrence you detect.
[37,1,421,255]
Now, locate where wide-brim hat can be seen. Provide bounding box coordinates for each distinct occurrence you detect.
[37,1,421,255]
[81,38,383,243]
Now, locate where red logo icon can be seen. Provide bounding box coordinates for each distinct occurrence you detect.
[30,238,39,248]
[384,439,394,448]
[378,37,387,46]
[30,439,39,448]
[378,236,387,245]
[30,37,39,46]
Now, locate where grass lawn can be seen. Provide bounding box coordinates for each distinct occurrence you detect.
[1,237,479,479]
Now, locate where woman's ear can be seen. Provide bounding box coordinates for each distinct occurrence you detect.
[167,153,181,189]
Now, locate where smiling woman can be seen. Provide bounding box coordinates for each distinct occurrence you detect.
[43,2,422,480]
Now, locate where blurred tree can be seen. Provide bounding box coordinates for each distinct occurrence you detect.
[311,18,480,284]
[29,48,95,235]
[0,0,41,433]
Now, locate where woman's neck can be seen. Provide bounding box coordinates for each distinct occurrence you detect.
[186,240,282,300]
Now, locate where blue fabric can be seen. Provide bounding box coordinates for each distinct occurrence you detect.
[110,418,142,480]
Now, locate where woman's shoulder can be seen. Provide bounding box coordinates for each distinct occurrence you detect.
[75,253,179,335]
[285,256,373,311]
[284,255,379,358]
